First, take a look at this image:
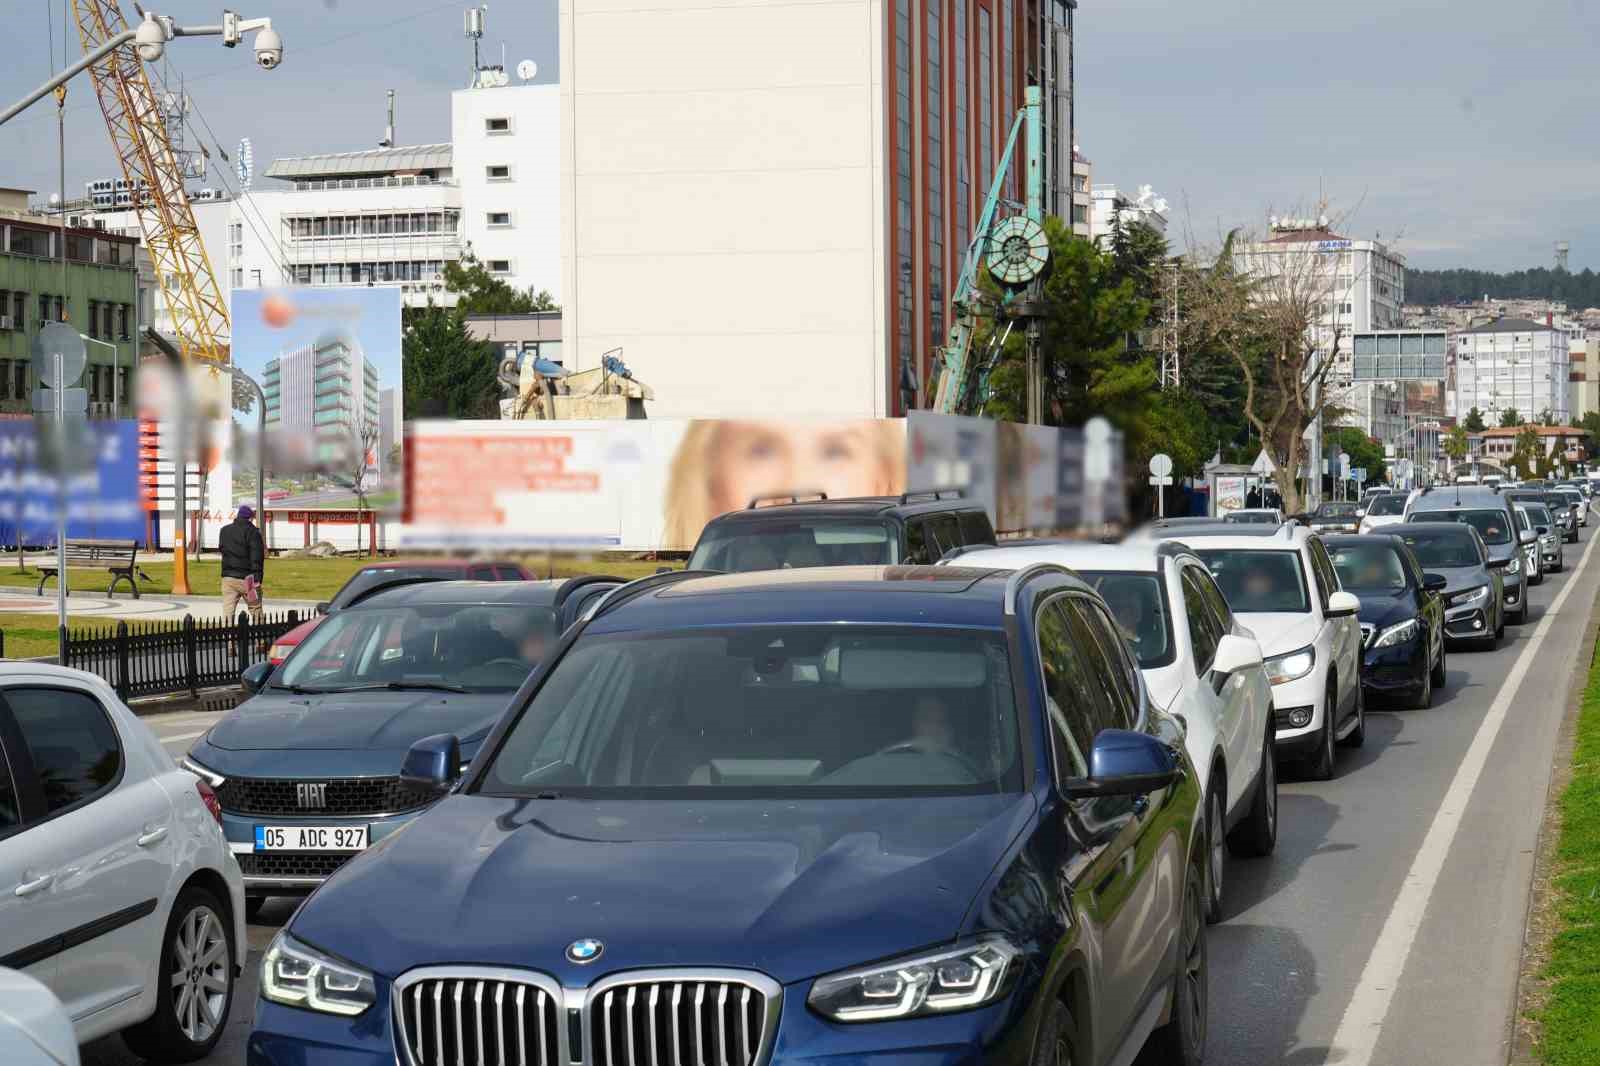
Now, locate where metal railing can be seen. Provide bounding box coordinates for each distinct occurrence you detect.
[60,611,302,701]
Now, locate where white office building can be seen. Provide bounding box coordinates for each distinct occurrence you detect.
[1089,183,1169,244]
[1453,318,1573,425]
[453,82,560,299]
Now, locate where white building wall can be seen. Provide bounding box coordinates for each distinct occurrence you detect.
[560,0,888,419]
[1455,326,1571,424]
[454,84,561,300]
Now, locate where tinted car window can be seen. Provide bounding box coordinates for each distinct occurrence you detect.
[1195,569,1235,637]
[1414,508,1512,545]
[1329,544,1408,591]
[1073,600,1141,729]
[924,515,961,559]
[1224,511,1278,524]
[1180,567,1221,674]
[1527,505,1554,528]
[1316,502,1361,518]
[1080,571,1174,668]
[690,521,899,571]
[958,510,997,546]
[1194,549,1311,613]
[902,521,932,565]
[1056,599,1134,735]
[1366,494,1405,516]
[0,741,19,833]
[1036,600,1094,779]
[5,687,121,815]
[1308,539,1339,606]
[494,566,525,581]
[481,626,1021,795]
[1398,529,1482,568]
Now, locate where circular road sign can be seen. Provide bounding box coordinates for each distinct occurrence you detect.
[1149,453,1174,478]
[31,321,87,387]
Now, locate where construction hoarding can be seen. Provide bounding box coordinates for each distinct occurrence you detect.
[0,419,144,544]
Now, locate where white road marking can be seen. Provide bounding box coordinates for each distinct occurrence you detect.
[158,729,207,745]
[1329,524,1600,1062]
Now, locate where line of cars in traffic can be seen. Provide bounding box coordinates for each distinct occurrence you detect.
[0,481,1589,1066]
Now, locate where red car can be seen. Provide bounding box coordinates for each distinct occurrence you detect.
[267,558,536,665]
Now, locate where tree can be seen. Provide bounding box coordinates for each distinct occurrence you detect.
[1499,407,1523,428]
[401,305,501,419]
[1329,426,1387,486]
[331,417,382,552]
[1509,424,1545,480]
[1577,412,1600,455]
[1537,407,1555,426]
[444,253,559,316]
[1443,424,1470,463]
[1464,407,1487,432]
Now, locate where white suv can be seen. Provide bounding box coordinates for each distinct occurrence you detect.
[943,540,1278,924]
[0,664,245,1062]
[1138,524,1364,780]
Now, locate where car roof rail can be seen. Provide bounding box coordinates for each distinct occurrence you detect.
[1003,561,1077,616]
[1279,522,1299,540]
[899,488,964,504]
[580,568,724,623]
[553,573,627,608]
[747,491,828,509]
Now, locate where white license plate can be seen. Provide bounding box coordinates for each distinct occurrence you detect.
[254,825,369,852]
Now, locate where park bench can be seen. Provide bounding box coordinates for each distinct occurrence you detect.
[35,539,148,599]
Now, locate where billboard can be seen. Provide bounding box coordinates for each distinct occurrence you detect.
[0,419,144,544]
[1351,330,1449,382]
[229,287,404,514]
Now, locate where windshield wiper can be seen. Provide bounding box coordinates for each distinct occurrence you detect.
[326,680,472,694]
[270,682,332,695]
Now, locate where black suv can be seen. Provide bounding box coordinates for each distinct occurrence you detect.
[687,491,997,571]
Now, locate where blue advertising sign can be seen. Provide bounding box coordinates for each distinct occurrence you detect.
[0,419,144,546]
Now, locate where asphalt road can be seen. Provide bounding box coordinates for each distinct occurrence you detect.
[84,514,1600,1066]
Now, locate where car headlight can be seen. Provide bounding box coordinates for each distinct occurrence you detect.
[1264,645,1315,685]
[261,931,375,1017]
[1449,585,1490,609]
[1506,555,1521,576]
[1372,619,1419,648]
[808,938,1021,1022]
[180,755,225,788]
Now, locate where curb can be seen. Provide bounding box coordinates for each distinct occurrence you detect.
[127,686,246,718]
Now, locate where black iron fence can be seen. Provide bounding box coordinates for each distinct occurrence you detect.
[60,610,303,701]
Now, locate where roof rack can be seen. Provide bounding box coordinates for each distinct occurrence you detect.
[747,491,828,509]
[899,488,964,504]
[1003,562,1077,617]
[553,573,626,608]
[1278,522,1298,540]
[580,569,724,623]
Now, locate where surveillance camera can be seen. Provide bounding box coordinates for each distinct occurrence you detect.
[135,13,166,62]
[254,26,283,69]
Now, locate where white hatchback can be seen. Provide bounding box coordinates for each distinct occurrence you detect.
[0,664,245,1062]
[943,540,1278,925]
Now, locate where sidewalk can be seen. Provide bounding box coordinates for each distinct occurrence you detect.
[0,590,320,621]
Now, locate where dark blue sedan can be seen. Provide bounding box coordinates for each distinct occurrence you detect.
[246,565,1208,1066]
[182,578,620,915]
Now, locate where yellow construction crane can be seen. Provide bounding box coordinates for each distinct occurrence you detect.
[72,1,235,593]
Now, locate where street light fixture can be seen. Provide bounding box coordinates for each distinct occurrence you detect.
[0,8,283,128]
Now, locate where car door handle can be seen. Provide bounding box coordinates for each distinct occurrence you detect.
[14,872,52,897]
[137,825,169,848]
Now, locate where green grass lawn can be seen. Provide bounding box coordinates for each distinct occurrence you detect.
[1539,639,1600,1064]
[0,553,675,603]
[0,616,167,659]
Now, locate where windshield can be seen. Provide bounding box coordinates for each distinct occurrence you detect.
[688,521,898,571]
[1366,494,1405,516]
[1411,508,1512,546]
[278,603,558,692]
[331,566,464,609]
[1328,544,1407,591]
[1317,503,1361,518]
[478,626,1021,798]
[1080,571,1173,668]
[1224,511,1278,524]
[1527,505,1554,528]
[1398,530,1481,569]
[1193,549,1310,613]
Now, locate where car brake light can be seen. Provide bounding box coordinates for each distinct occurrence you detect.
[195,779,223,825]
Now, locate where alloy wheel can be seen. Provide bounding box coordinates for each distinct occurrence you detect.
[1209,792,1226,911]
[1182,874,1208,1051]
[171,906,229,1043]
[1263,744,1277,839]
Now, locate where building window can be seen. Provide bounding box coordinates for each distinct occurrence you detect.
[486,164,511,181]
[954,0,970,246]
[485,117,511,134]
[52,296,63,323]
[978,6,993,189]
[11,292,23,330]
[88,300,99,339]
[1002,0,1015,191]
[488,259,511,274]
[487,211,513,228]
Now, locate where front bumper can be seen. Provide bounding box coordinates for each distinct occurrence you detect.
[223,807,427,897]
[1444,605,1492,640]
[1541,539,1561,563]
[1269,669,1327,753]
[1362,633,1427,693]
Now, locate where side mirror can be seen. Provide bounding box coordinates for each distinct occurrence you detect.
[1423,573,1448,592]
[1519,529,1537,545]
[1537,526,1550,536]
[1327,590,1361,618]
[1211,633,1264,680]
[315,601,331,616]
[1356,508,1367,518]
[240,660,273,694]
[1063,729,1182,799]
[401,733,462,795]
[1486,556,1510,570]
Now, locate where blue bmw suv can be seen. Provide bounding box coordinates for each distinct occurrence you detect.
[248,566,1208,1066]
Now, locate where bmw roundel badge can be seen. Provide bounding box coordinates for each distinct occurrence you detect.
[566,939,604,965]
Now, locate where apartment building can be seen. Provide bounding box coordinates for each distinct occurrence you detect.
[1453,318,1572,425]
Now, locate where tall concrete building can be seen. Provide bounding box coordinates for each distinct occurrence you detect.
[1454,318,1572,425]
[559,0,1078,419]
[264,334,380,467]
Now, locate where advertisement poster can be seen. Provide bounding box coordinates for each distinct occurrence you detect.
[403,419,908,551]
[0,420,144,544]
[230,287,404,515]
[1216,476,1248,513]
[906,412,998,520]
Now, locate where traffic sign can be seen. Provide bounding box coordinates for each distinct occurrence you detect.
[30,321,86,391]
[1149,453,1173,478]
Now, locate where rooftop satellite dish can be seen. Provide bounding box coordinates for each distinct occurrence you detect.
[517,59,537,82]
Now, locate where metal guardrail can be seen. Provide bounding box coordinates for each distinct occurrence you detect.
[60,610,303,700]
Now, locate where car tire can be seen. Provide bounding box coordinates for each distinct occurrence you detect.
[1306,679,1338,781]
[1228,729,1277,858]
[1029,999,1082,1066]
[1203,784,1226,925]
[1407,657,1433,709]
[1146,863,1208,1066]
[120,886,236,1064]
[1341,682,1366,747]
[1430,639,1447,689]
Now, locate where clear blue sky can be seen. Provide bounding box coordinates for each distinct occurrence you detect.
[5,0,1600,272]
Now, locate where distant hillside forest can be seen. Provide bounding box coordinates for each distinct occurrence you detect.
[1408,268,1600,308]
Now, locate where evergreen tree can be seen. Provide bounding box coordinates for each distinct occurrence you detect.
[1464,407,1487,432]
[401,306,501,419]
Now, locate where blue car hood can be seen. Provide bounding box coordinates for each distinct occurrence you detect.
[1354,591,1417,629]
[205,690,513,756]
[292,791,1037,984]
